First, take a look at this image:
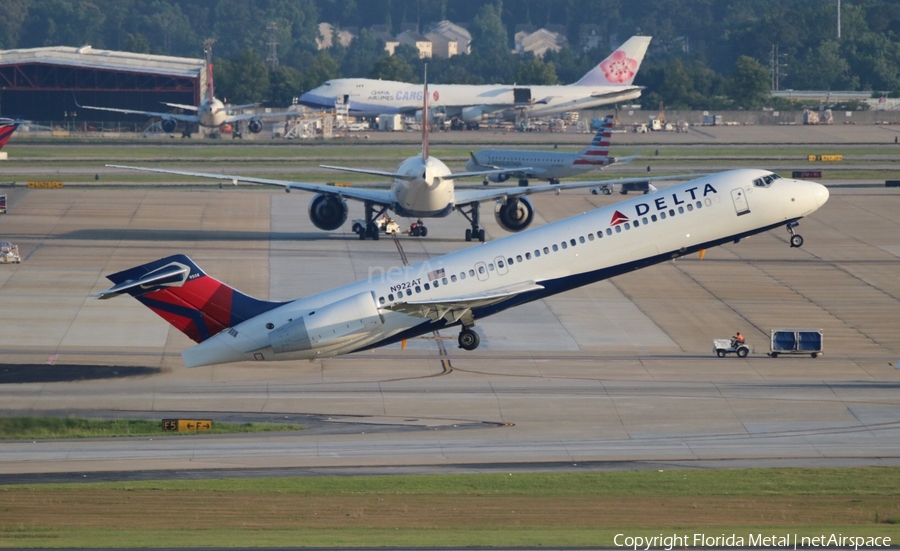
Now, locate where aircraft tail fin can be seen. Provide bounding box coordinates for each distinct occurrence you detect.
[573,36,651,87]
[204,39,216,103]
[578,114,615,157]
[96,254,282,343]
[0,120,21,150]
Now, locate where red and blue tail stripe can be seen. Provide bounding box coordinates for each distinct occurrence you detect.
[0,121,20,150]
[105,254,283,343]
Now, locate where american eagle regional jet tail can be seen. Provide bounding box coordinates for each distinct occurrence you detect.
[98,169,829,367]
[466,114,637,185]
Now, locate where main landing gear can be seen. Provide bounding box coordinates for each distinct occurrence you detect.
[786,221,804,248]
[410,219,428,237]
[457,202,486,242]
[355,201,388,240]
[458,327,480,350]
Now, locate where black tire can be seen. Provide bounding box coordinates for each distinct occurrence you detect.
[420,226,428,237]
[458,329,480,350]
[770,352,779,358]
[811,352,818,358]
[465,228,472,242]
[790,234,804,248]
[478,229,486,242]
[716,350,726,358]
[737,347,749,358]
[411,226,420,237]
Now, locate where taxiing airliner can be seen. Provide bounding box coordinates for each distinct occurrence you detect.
[97,168,828,367]
[110,73,669,242]
[77,41,293,138]
[299,36,651,127]
[466,114,636,186]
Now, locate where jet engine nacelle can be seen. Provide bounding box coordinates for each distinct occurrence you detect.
[461,106,488,123]
[308,193,348,231]
[488,172,511,183]
[161,119,178,133]
[494,196,534,232]
[268,291,385,355]
[248,119,263,133]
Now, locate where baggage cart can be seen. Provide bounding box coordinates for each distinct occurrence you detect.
[769,328,823,358]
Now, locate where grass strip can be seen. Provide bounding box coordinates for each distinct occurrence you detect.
[0,417,302,439]
[0,468,898,548]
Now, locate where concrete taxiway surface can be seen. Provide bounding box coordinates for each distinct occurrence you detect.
[0,144,899,476]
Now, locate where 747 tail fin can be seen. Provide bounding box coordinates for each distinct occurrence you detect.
[573,36,651,87]
[97,254,283,343]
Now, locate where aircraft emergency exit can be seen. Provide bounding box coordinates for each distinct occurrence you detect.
[97,169,829,367]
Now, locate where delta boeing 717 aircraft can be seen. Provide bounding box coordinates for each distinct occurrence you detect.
[97,169,828,367]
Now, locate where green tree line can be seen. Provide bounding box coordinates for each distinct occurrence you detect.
[1,0,898,109]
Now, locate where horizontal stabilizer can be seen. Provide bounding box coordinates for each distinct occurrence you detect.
[160,102,199,111]
[95,262,190,299]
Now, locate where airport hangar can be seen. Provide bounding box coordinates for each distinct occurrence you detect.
[0,45,205,126]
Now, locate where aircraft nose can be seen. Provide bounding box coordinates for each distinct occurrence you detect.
[814,182,830,207]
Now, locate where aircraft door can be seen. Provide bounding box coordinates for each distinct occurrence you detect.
[494,256,509,276]
[731,187,750,216]
[474,261,490,282]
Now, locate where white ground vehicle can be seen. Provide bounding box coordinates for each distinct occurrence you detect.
[0,241,20,263]
[713,338,750,358]
[350,216,401,239]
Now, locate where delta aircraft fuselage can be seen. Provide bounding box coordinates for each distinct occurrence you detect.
[155,168,828,367]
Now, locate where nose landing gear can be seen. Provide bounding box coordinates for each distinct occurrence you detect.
[787,221,804,248]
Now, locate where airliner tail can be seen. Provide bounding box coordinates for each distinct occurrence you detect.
[573,36,651,87]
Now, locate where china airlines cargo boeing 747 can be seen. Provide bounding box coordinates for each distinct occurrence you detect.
[97,169,828,367]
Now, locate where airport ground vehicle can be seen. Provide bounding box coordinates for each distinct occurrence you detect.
[351,216,402,239]
[713,338,750,358]
[769,328,823,358]
[0,242,20,263]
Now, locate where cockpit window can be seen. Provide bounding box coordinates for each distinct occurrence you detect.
[754,174,782,187]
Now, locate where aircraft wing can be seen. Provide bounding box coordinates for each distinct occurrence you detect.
[106,165,396,206]
[453,174,697,205]
[160,102,199,111]
[386,281,545,324]
[76,104,199,123]
[321,165,418,182]
[320,163,532,183]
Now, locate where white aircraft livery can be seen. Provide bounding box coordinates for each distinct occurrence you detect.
[299,36,651,126]
[77,42,294,137]
[97,169,829,367]
[466,114,635,185]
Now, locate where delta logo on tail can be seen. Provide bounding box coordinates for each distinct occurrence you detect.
[610,210,629,226]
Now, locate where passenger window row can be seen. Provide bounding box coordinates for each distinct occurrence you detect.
[378,199,710,306]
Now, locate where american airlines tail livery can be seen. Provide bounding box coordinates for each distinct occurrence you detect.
[299,36,651,126]
[466,114,636,185]
[97,169,828,367]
